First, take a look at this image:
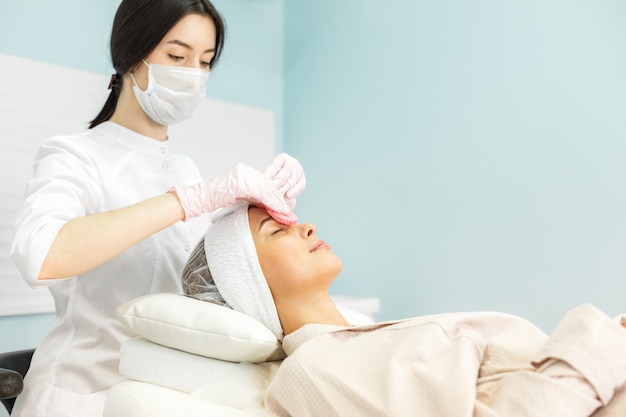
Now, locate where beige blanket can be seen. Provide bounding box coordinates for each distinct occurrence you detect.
[265,304,626,417]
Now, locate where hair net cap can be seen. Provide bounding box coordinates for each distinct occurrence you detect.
[181,237,229,308]
[203,202,284,341]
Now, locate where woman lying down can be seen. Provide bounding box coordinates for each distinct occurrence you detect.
[181,201,626,417]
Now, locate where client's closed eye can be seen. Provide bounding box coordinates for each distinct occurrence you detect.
[272,227,286,235]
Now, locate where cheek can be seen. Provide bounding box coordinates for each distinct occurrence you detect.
[258,255,278,284]
[130,63,149,89]
[259,251,295,285]
[256,246,285,283]
[257,249,306,297]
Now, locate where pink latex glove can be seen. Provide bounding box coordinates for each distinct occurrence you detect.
[264,153,306,210]
[169,163,297,224]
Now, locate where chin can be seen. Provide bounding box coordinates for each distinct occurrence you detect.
[331,255,343,276]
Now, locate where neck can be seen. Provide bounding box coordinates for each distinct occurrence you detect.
[275,292,350,336]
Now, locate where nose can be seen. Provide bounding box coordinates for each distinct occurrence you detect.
[185,60,201,69]
[299,223,316,238]
[183,55,205,69]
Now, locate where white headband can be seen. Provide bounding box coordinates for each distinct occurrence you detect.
[204,202,284,340]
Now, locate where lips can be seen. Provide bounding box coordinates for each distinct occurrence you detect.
[310,240,329,252]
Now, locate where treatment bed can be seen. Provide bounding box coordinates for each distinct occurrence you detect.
[102,292,378,417]
[102,293,626,417]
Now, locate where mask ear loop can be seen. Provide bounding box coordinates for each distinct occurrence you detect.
[129,61,153,92]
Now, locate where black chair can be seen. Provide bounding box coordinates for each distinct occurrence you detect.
[0,349,34,414]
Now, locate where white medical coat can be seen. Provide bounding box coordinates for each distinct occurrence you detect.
[11,122,211,417]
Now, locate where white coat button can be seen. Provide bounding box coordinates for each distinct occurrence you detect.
[162,163,168,171]
[184,244,191,251]
[160,147,166,154]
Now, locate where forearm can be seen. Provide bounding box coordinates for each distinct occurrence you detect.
[477,305,626,417]
[38,192,184,279]
[478,365,601,417]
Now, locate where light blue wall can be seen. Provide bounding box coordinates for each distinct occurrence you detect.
[0,0,284,137]
[2,0,626,355]
[0,1,119,74]
[0,0,284,354]
[285,0,626,331]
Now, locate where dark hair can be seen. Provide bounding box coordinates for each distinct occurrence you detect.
[89,0,225,128]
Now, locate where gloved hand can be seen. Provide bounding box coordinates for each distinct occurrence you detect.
[169,163,297,224]
[264,153,306,210]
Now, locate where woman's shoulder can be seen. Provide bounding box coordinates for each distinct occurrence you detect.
[36,129,101,163]
[42,122,119,144]
[40,130,89,145]
[37,122,136,160]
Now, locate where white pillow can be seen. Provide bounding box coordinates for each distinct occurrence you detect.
[115,293,283,363]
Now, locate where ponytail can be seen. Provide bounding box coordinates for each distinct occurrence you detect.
[89,74,122,129]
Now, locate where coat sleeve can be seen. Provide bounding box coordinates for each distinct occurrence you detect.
[11,136,99,287]
[476,304,626,417]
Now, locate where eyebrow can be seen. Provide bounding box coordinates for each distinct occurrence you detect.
[167,39,216,53]
[258,216,273,232]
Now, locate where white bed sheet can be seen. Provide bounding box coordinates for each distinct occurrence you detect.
[104,380,270,417]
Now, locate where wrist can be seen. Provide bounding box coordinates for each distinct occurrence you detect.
[166,187,188,222]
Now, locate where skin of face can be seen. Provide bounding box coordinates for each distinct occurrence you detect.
[111,13,217,139]
[248,207,343,301]
[132,13,217,89]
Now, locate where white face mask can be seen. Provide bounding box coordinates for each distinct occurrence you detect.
[130,61,210,126]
